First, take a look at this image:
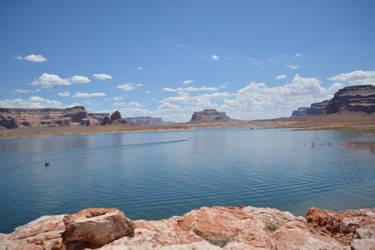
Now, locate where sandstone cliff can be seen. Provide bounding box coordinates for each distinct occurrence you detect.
[190,109,231,123]
[0,106,99,129]
[124,116,167,126]
[326,85,375,114]
[1,206,374,250]
[291,85,375,117]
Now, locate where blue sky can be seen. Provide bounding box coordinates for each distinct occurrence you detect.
[1,0,375,122]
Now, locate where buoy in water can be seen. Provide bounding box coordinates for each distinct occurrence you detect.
[44,162,50,167]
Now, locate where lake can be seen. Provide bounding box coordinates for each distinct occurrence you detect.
[0,128,374,233]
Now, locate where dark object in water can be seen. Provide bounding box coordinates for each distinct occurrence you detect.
[44,162,50,167]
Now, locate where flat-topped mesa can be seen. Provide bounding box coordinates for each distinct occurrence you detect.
[291,85,375,117]
[1,206,374,249]
[0,106,99,129]
[190,109,231,122]
[124,116,166,126]
[326,85,375,114]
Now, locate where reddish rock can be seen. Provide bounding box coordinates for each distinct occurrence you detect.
[63,208,135,246]
[1,206,375,249]
[306,207,375,245]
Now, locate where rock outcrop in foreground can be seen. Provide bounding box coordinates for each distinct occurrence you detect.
[291,85,375,117]
[190,109,231,123]
[1,206,374,250]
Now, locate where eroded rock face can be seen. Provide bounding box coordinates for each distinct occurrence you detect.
[101,111,126,125]
[326,85,375,114]
[63,208,135,246]
[0,106,94,129]
[291,85,375,117]
[1,206,375,250]
[190,109,231,122]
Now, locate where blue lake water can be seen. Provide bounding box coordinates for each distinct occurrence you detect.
[0,128,375,233]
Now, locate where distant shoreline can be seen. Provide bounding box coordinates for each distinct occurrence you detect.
[1,113,375,140]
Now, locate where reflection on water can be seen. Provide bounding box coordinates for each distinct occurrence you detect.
[0,128,374,233]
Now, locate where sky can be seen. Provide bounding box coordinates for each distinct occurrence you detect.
[1,0,375,122]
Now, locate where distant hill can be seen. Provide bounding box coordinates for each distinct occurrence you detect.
[291,85,375,117]
[189,109,231,122]
[124,116,168,126]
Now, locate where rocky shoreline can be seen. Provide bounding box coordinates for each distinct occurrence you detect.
[1,206,374,250]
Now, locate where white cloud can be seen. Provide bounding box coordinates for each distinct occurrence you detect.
[113,102,127,107]
[58,91,70,97]
[287,64,300,70]
[137,66,143,71]
[128,102,142,107]
[328,70,375,85]
[117,82,142,91]
[163,86,218,93]
[183,80,195,85]
[219,82,229,89]
[145,90,152,94]
[0,96,62,108]
[72,92,106,98]
[16,54,48,63]
[112,96,124,101]
[14,89,29,94]
[114,101,143,108]
[93,73,112,80]
[31,73,71,88]
[295,53,303,57]
[71,75,90,84]
[275,74,287,80]
[210,54,219,61]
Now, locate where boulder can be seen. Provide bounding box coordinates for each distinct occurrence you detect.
[63,208,135,246]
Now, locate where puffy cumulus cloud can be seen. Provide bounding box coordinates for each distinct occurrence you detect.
[328,70,375,85]
[58,91,70,97]
[16,54,47,63]
[72,92,106,98]
[117,82,143,91]
[31,73,71,88]
[137,66,143,71]
[221,74,337,119]
[0,96,62,108]
[93,73,112,80]
[157,74,342,121]
[275,74,287,80]
[210,54,219,61]
[71,75,90,84]
[183,80,195,85]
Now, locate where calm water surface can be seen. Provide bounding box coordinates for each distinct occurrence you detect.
[0,128,374,233]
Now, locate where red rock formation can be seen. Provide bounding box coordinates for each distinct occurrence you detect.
[1,206,374,249]
[63,208,134,246]
[102,111,126,125]
[0,106,97,129]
